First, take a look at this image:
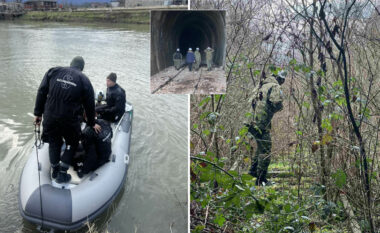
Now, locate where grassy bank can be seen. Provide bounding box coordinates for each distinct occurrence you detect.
[20,9,150,24]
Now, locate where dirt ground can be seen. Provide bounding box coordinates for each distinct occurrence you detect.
[150,66,226,94]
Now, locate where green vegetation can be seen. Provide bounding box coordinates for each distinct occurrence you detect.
[191,0,380,232]
[20,10,150,24]
[192,158,348,232]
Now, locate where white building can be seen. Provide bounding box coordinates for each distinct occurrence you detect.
[125,0,186,7]
[110,0,120,7]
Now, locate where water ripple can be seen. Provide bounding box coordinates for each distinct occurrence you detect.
[0,21,187,233]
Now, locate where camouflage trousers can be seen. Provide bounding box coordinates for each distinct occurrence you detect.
[174,59,182,70]
[206,60,212,71]
[248,125,272,181]
[194,61,201,70]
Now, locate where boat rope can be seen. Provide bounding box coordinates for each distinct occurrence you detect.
[34,123,44,229]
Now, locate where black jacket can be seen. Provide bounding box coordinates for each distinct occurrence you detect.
[34,67,96,126]
[81,119,112,172]
[84,119,112,156]
[104,84,126,120]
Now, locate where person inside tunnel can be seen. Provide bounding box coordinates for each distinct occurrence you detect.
[204,47,215,71]
[194,47,201,71]
[173,48,183,70]
[186,48,195,71]
[150,10,227,94]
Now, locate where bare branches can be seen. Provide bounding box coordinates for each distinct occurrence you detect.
[191,0,380,231]
[191,156,234,178]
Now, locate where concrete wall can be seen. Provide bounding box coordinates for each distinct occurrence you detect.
[150,10,226,75]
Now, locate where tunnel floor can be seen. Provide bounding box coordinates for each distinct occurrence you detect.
[150,66,226,94]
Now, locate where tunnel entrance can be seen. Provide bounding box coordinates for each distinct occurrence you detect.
[151,10,226,76]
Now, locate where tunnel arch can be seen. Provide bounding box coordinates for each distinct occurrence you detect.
[151,10,226,76]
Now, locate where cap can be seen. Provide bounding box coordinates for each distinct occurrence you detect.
[107,72,117,83]
[70,56,85,71]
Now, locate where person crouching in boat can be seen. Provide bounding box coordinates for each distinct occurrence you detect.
[95,73,126,122]
[34,56,101,183]
[75,116,112,178]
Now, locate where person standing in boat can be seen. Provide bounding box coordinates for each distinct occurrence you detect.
[95,73,126,122]
[34,56,101,183]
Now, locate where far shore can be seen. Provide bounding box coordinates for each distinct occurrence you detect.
[3,5,187,24]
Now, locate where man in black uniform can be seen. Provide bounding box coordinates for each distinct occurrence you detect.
[76,118,112,178]
[96,73,126,122]
[34,56,101,183]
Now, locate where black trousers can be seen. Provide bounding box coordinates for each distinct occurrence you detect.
[42,117,81,166]
[188,63,193,71]
[96,105,122,122]
[81,143,98,174]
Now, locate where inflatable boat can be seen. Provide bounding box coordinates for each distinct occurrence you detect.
[19,103,133,230]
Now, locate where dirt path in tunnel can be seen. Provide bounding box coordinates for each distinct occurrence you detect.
[150,66,226,94]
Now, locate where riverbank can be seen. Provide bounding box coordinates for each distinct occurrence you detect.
[15,6,187,24]
[0,22,188,233]
[21,9,149,24]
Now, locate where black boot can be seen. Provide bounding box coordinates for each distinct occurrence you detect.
[249,162,258,178]
[76,166,87,179]
[56,171,71,183]
[255,177,269,186]
[55,163,71,183]
[255,170,269,186]
[51,163,60,179]
[77,170,84,179]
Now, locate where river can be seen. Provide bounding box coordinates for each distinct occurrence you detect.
[0,21,188,233]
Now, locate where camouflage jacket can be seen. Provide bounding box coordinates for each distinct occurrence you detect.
[194,51,201,62]
[173,52,182,60]
[204,48,214,61]
[248,76,284,131]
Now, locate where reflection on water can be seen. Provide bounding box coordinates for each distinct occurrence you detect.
[0,21,188,233]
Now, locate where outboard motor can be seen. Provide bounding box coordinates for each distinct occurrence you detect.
[96,91,105,106]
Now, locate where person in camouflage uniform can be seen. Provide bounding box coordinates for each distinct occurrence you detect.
[194,47,201,71]
[204,47,214,71]
[247,73,285,185]
[173,48,182,70]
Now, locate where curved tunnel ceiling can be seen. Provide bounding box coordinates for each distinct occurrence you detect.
[151,10,226,76]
